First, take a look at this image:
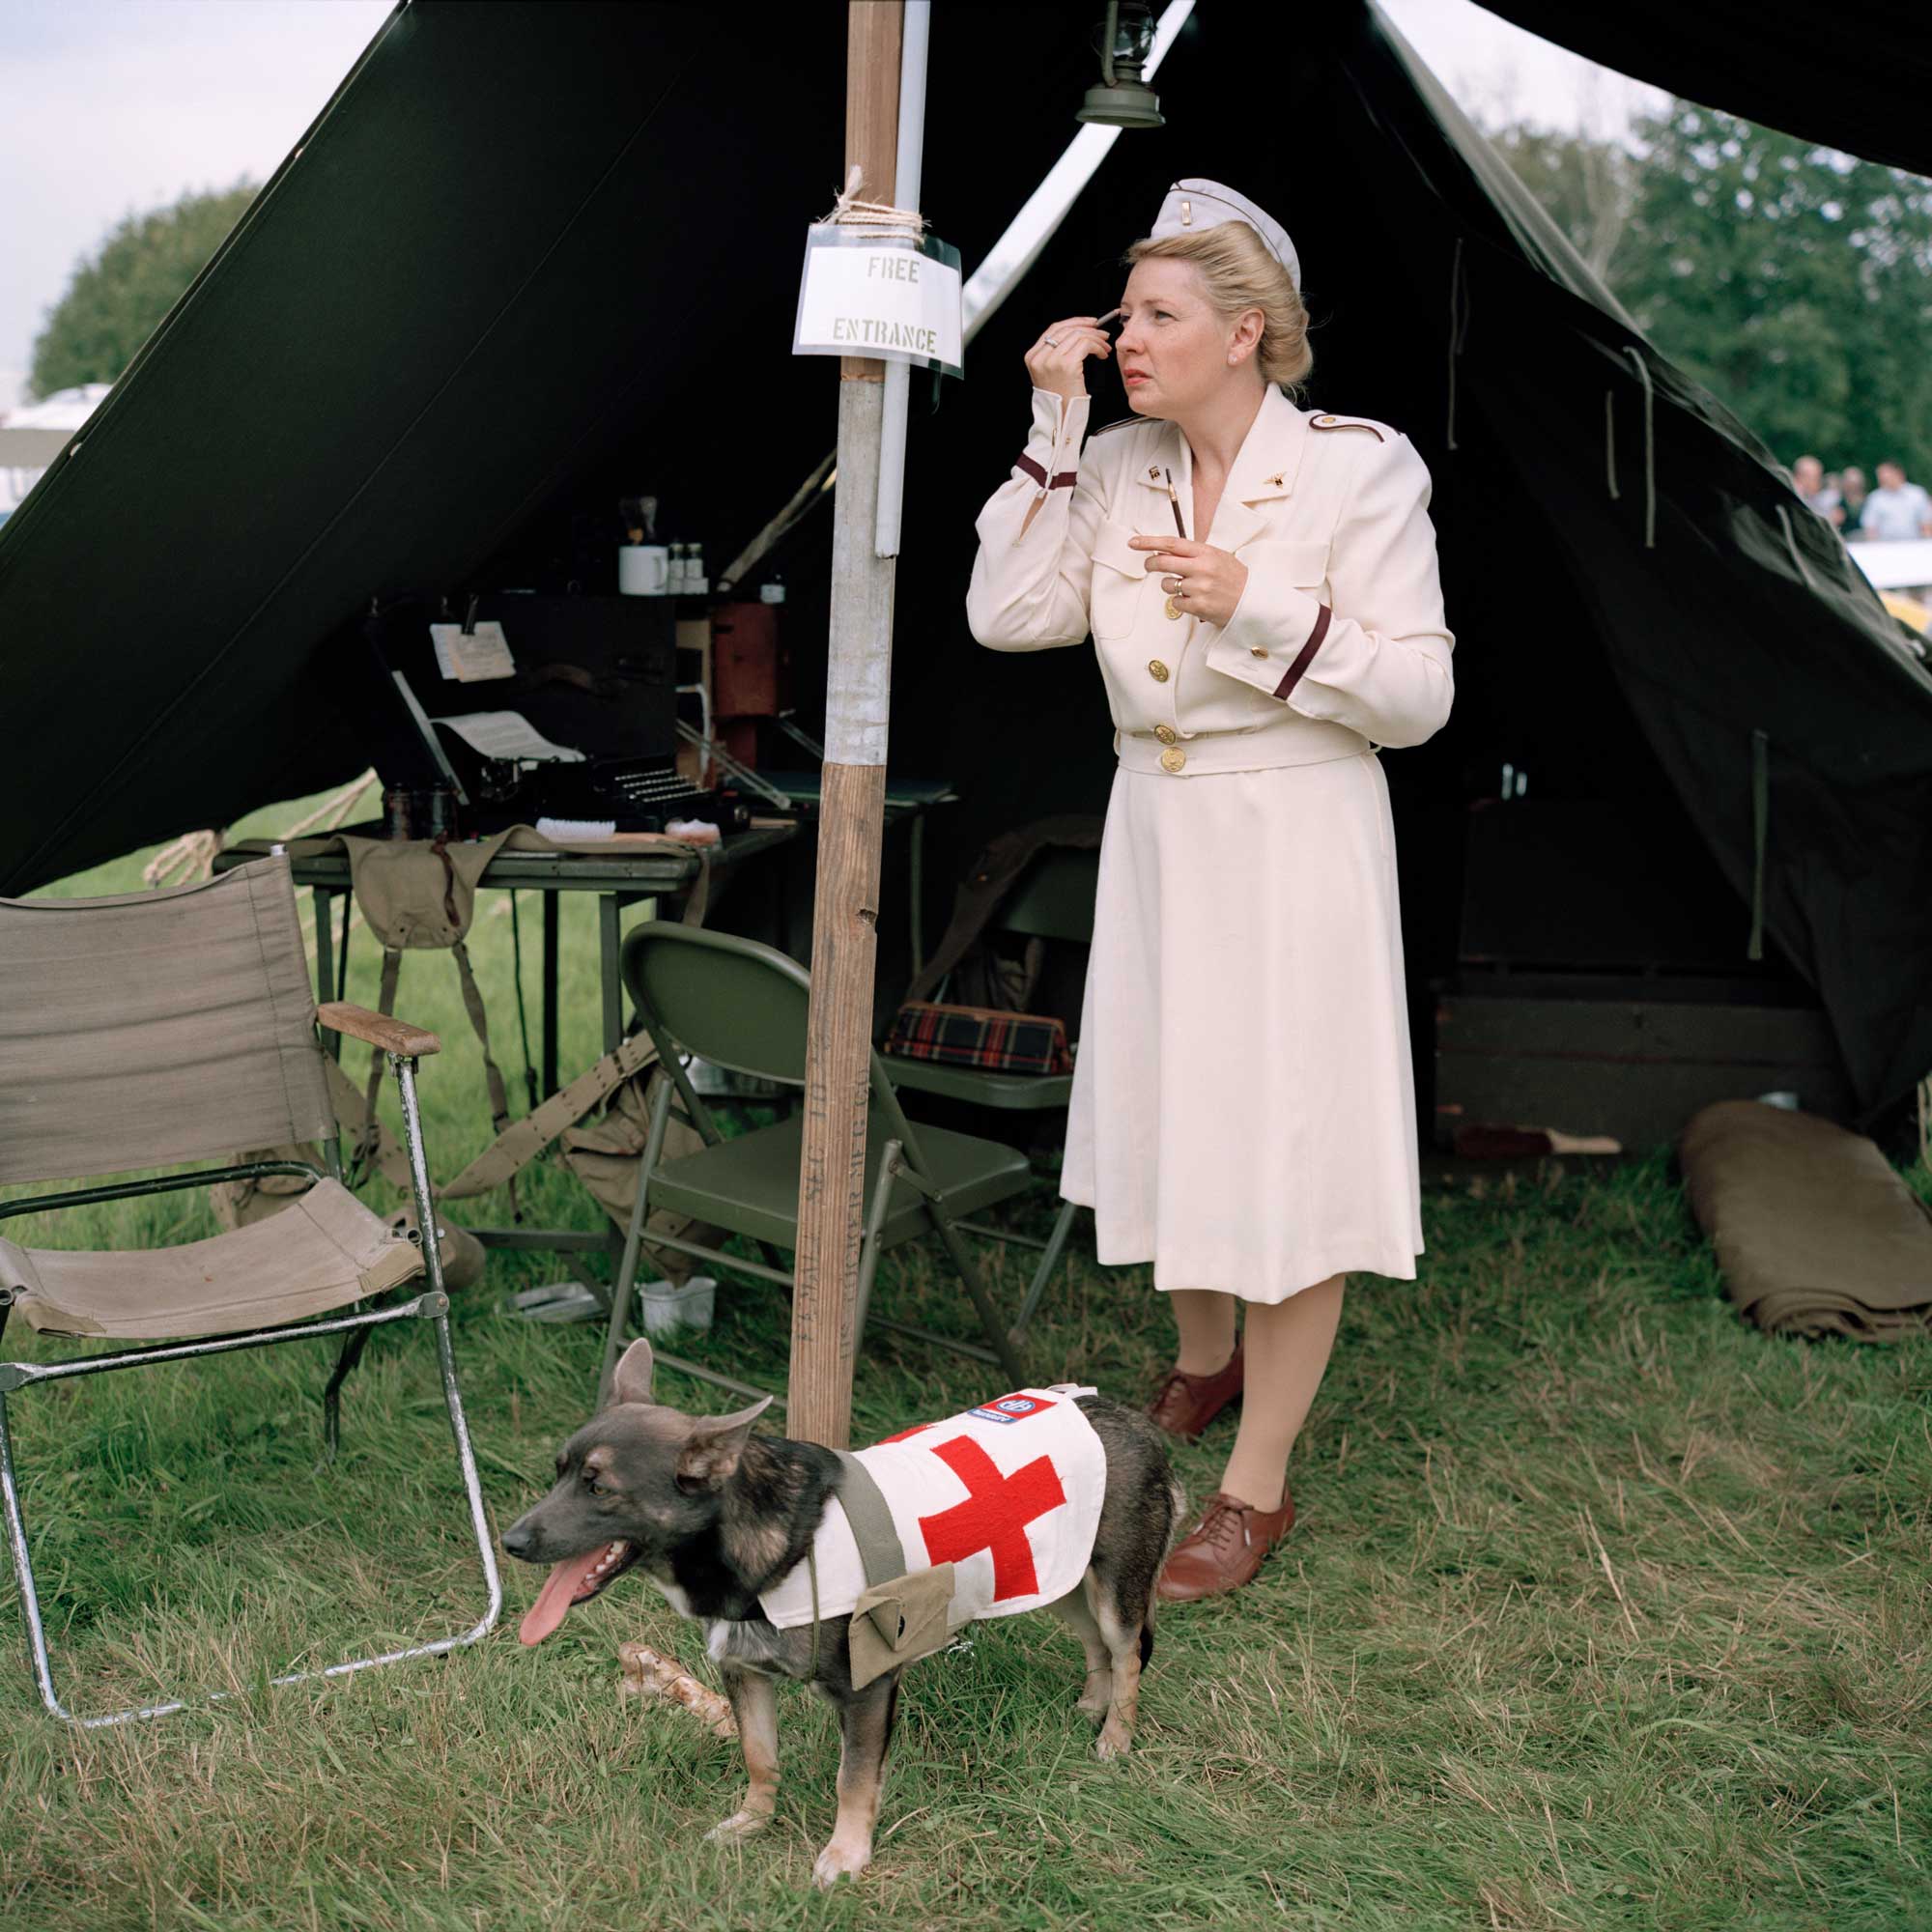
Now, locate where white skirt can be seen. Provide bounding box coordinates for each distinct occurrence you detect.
[1061,749,1424,1301]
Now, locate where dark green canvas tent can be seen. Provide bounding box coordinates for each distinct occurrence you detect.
[2,0,1928,1138]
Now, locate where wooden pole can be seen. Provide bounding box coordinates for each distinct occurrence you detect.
[787,0,904,1449]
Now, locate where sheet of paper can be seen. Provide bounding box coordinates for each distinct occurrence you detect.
[432,710,585,762]
[429,620,516,682]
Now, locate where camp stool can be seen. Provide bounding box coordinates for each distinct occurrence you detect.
[0,856,500,1727]
[595,923,1034,1409]
[881,846,1098,1341]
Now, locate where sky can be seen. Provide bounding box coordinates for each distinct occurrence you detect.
[0,0,1662,416]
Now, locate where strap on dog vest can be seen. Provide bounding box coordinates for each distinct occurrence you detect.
[832,1450,909,1587]
[807,1544,821,1681]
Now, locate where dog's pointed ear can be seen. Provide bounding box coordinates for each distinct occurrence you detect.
[611,1339,657,1408]
[675,1394,775,1490]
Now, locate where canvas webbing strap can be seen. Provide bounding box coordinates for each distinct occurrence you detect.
[358,946,405,1172]
[680,846,712,929]
[450,941,511,1135]
[832,1450,909,1588]
[437,1032,660,1200]
[450,936,520,1214]
[324,1055,413,1192]
[328,1029,657,1202]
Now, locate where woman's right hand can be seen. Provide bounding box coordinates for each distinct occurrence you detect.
[1025,317,1112,405]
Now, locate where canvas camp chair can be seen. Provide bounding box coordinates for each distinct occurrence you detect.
[594,923,1035,1408]
[882,847,1099,1340]
[0,855,500,1727]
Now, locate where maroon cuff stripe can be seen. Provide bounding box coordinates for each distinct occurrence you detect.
[1015,451,1079,491]
[1274,604,1332,700]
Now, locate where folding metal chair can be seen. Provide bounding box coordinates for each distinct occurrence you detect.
[0,855,500,1726]
[595,923,1034,1408]
[882,847,1098,1340]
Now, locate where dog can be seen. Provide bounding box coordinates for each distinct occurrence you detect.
[503,1339,1183,1888]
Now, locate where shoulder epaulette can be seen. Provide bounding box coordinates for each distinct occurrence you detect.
[1309,413,1388,442]
[1088,415,1144,437]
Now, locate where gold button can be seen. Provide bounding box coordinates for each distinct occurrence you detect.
[1159,746,1186,774]
[1250,646,1269,659]
[1148,659,1170,683]
[1317,414,1336,425]
[1164,597,1182,620]
[1153,724,1177,745]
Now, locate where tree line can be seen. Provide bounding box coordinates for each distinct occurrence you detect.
[24,104,1932,497]
[1487,101,1932,486]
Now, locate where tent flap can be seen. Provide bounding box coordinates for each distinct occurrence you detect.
[3,0,1929,1122]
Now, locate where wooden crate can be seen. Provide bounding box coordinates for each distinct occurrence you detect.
[1432,972,1856,1154]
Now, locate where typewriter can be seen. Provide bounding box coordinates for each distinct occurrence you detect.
[366,592,741,835]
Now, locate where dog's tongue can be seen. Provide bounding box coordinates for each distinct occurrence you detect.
[520,1551,606,1646]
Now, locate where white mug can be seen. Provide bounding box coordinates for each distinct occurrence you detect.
[618,544,670,595]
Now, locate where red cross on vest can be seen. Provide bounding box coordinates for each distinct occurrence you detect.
[916,1435,1066,1602]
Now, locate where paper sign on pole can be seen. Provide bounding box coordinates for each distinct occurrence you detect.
[793,228,963,380]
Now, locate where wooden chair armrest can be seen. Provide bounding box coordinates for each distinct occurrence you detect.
[317,1002,442,1058]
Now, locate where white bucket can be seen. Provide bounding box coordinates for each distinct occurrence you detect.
[638,1275,717,1339]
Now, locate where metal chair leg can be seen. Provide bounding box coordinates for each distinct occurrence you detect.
[322,1324,376,1463]
[925,1206,1028,1386]
[1012,1199,1082,1342]
[849,1140,903,1371]
[597,1074,674,1410]
[0,1382,64,1721]
[597,1170,656,1410]
[0,1290,502,1728]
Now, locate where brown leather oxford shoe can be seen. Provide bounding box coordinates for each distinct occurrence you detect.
[1146,1345,1244,1442]
[1155,1488,1295,1603]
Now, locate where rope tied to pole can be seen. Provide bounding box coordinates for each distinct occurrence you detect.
[1444,237,1470,451]
[1776,504,1819,594]
[1620,345,1657,548]
[818,161,926,243]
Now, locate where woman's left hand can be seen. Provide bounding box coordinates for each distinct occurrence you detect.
[1127,535,1248,627]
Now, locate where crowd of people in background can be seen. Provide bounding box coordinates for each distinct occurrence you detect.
[1792,455,1932,540]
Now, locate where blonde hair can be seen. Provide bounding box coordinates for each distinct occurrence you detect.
[1123,222,1313,394]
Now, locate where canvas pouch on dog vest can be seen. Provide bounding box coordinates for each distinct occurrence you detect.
[758,1386,1104,1687]
[832,1453,957,1690]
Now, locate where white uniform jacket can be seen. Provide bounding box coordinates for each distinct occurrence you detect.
[965,382,1455,773]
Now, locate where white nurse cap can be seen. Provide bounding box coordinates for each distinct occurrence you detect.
[1149,179,1299,294]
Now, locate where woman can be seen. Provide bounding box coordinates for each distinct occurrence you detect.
[965,180,1454,1603]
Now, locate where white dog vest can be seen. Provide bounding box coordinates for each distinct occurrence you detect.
[758,1386,1104,1632]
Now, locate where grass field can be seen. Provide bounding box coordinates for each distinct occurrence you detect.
[0,793,1926,1930]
